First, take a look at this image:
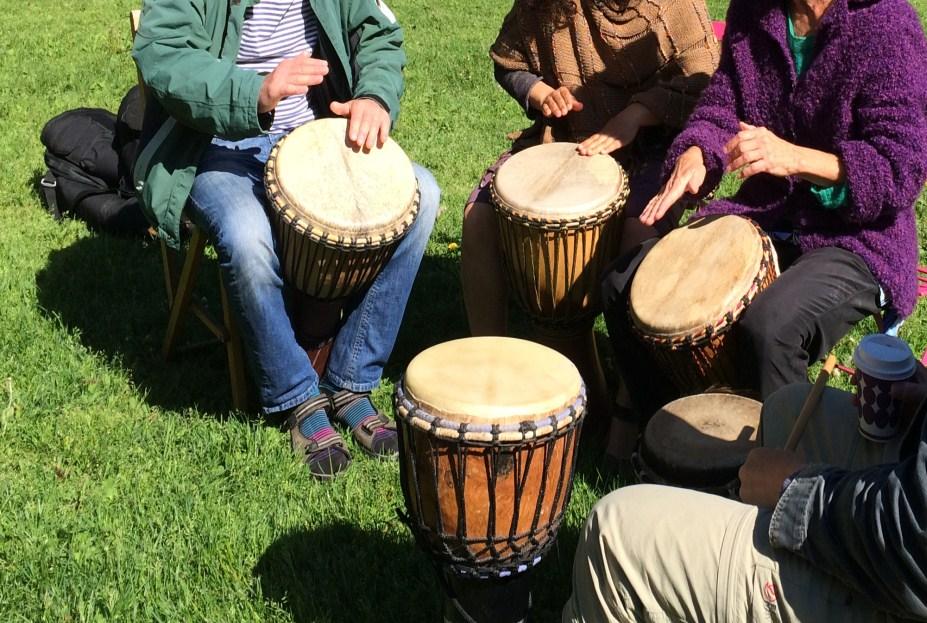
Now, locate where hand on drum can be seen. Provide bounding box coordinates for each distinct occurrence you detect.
[724,122,799,179]
[528,82,584,118]
[259,52,329,114]
[576,103,656,156]
[639,146,706,226]
[329,98,391,151]
[738,447,806,509]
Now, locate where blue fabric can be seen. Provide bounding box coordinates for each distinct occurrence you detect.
[188,133,440,413]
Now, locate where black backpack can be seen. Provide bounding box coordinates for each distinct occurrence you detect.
[39,86,150,236]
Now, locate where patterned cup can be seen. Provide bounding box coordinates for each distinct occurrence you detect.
[852,334,916,442]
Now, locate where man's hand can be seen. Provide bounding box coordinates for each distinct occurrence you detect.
[329,98,391,150]
[739,448,807,509]
[639,146,706,226]
[724,122,800,179]
[577,103,656,156]
[528,83,584,118]
[258,52,329,114]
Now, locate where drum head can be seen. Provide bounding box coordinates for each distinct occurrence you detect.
[267,118,418,246]
[401,337,583,439]
[642,393,760,487]
[630,215,766,339]
[492,143,626,221]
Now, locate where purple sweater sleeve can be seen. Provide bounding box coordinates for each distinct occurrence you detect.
[662,32,740,197]
[834,23,927,225]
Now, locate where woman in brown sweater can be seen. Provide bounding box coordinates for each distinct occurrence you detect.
[461,0,719,455]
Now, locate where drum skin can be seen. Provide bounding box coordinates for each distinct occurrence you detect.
[636,393,761,493]
[491,143,628,328]
[629,215,779,393]
[394,337,585,575]
[265,118,419,299]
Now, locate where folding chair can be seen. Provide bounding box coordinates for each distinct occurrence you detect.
[130,10,249,411]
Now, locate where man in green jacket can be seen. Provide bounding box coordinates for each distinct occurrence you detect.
[133,0,440,479]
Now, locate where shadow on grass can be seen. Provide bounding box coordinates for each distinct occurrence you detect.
[34,231,234,415]
[33,232,469,416]
[254,520,581,623]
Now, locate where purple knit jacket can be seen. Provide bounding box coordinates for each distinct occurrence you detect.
[666,0,927,317]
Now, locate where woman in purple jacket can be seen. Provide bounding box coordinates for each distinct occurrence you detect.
[566,3,927,618]
[602,0,927,446]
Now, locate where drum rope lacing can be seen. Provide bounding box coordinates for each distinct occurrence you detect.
[393,382,586,579]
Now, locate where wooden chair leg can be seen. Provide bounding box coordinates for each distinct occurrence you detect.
[219,272,250,411]
[162,226,208,360]
[160,237,178,307]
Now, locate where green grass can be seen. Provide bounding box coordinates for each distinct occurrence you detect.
[1,0,927,621]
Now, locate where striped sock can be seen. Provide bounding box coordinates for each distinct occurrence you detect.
[297,405,338,445]
[319,381,378,430]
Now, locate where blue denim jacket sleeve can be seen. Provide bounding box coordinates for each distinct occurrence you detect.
[769,422,927,620]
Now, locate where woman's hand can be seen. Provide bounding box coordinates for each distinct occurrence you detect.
[639,146,706,226]
[725,122,800,179]
[577,103,657,156]
[528,82,584,118]
[329,98,390,151]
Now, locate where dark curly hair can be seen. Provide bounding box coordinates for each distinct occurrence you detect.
[522,0,577,28]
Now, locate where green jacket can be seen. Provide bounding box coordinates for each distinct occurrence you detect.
[132,0,406,247]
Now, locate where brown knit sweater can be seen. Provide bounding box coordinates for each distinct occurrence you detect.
[491,0,720,146]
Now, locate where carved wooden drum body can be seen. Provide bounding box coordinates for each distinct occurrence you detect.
[491,143,628,328]
[395,337,585,577]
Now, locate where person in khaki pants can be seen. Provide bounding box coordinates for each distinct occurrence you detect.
[562,368,927,623]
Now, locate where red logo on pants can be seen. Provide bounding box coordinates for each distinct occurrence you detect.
[762,581,778,604]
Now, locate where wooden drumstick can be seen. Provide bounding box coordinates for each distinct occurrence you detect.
[784,354,838,452]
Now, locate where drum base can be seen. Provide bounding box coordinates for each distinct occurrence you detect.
[441,569,533,623]
[533,325,610,443]
[290,291,345,376]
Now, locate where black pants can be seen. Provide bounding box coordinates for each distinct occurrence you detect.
[601,240,882,420]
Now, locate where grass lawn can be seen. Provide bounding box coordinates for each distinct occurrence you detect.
[1,0,926,621]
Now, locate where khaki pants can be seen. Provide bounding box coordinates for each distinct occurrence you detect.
[563,384,904,623]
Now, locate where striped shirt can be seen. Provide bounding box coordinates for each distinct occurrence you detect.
[237,0,321,133]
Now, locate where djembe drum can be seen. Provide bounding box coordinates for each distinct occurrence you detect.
[264,118,420,371]
[633,393,761,497]
[629,215,779,394]
[395,337,585,623]
[491,143,628,428]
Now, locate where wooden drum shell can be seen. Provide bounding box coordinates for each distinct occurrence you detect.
[396,419,580,571]
[271,209,405,300]
[494,213,621,328]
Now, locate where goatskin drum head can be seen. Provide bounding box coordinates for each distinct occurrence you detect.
[268,117,417,243]
[643,393,760,483]
[630,215,765,338]
[402,337,582,428]
[492,143,625,221]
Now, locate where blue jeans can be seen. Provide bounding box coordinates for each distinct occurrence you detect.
[188,133,440,413]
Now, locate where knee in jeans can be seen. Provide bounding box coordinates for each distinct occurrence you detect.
[221,231,281,290]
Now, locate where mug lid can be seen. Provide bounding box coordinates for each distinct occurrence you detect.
[852,334,916,381]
